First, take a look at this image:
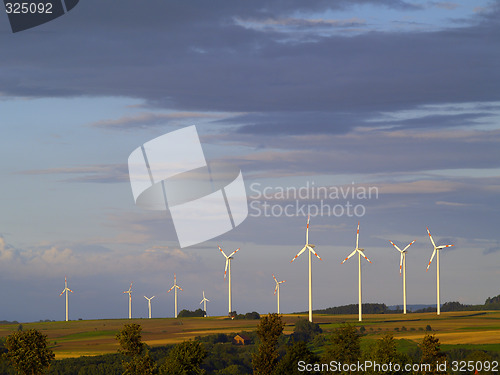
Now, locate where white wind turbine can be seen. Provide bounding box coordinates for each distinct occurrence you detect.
[290,215,322,323]
[426,227,454,315]
[123,282,133,319]
[389,240,416,314]
[167,274,183,318]
[341,222,372,322]
[59,276,73,322]
[273,274,286,314]
[200,291,210,317]
[219,246,240,317]
[144,296,155,319]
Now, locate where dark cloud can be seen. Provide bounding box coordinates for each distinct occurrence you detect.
[0,0,498,120]
[231,111,369,135]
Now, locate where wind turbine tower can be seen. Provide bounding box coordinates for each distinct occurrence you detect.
[290,215,322,323]
[200,291,210,317]
[144,296,155,319]
[59,276,73,322]
[341,222,372,322]
[389,240,415,314]
[123,282,133,319]
[219,246,240,317]
[273,274,286,314]
[426,227,454,315]
[167,274,183,318]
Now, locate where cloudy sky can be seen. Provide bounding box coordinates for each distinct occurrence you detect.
[1,0,499,322]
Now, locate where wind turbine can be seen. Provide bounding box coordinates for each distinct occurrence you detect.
[123,282,133,319]
[144,296,155,319]
[426,227,454,315]
[290,215,322,323]
[59,276,73,322]
[167,274,183,318]
[200,291,210,317]
[341,222,372,322]
[389,240,416,314]
[273,274,286,314]
[219,246,240,317]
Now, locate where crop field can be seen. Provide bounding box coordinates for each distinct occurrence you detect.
[0,311,499,359]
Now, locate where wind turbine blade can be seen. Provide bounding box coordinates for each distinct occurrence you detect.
[389,240,402,253]
[167,286,175,293]
[274,284,278,295]
[341,249,357,264]
[224,259,229,279]
[144,296,147,299]
[403,240,416,251]
[290,246,307,263]
[218,246,228,258]
[279,280,286,284]
[59,290,65,296]
[426,249,437,271]
[152,296,155,299]
[399,253,404,275]
[178,286,183,291]
[68,289,73,293]
[426,227,436,247]
[437,244,454,249]
[356,221,360,249]
[228,248,240,258]
[359,250,372,264]
[128,282,133,292]
[308,246,322,261]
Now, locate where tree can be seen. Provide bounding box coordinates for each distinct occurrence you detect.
[364,333,408,375]
[116,324,145,357]
[274,341,320,375]
[123,352,157,375]
[4,329,55,375]
[178,309,206,318]
[465,351,494,375]
[292,318,322,342]
[160,340,206,375]
[252,313,285,375]
[116,324,157,375]
[419,334,446,374]
[322,323,361,374]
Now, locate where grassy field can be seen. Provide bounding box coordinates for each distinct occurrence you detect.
[1,310,499,359]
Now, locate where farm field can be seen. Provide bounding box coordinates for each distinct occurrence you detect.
[0,310,499,358]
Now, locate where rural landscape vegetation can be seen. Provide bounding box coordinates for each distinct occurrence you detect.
[0,293,499,374]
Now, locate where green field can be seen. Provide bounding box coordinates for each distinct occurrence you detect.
[1,311,499,358]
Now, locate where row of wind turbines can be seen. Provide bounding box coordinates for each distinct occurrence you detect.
[58,217,453,323]
[59,275,211,321]
[289,215,454,322]
[122,276,211,319]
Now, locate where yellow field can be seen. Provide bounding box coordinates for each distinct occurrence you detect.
[1,311,499,359]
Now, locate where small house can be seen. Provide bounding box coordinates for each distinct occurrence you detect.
[233,334,251,345]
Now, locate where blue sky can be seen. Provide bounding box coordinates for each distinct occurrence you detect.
[1,0,499,322]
